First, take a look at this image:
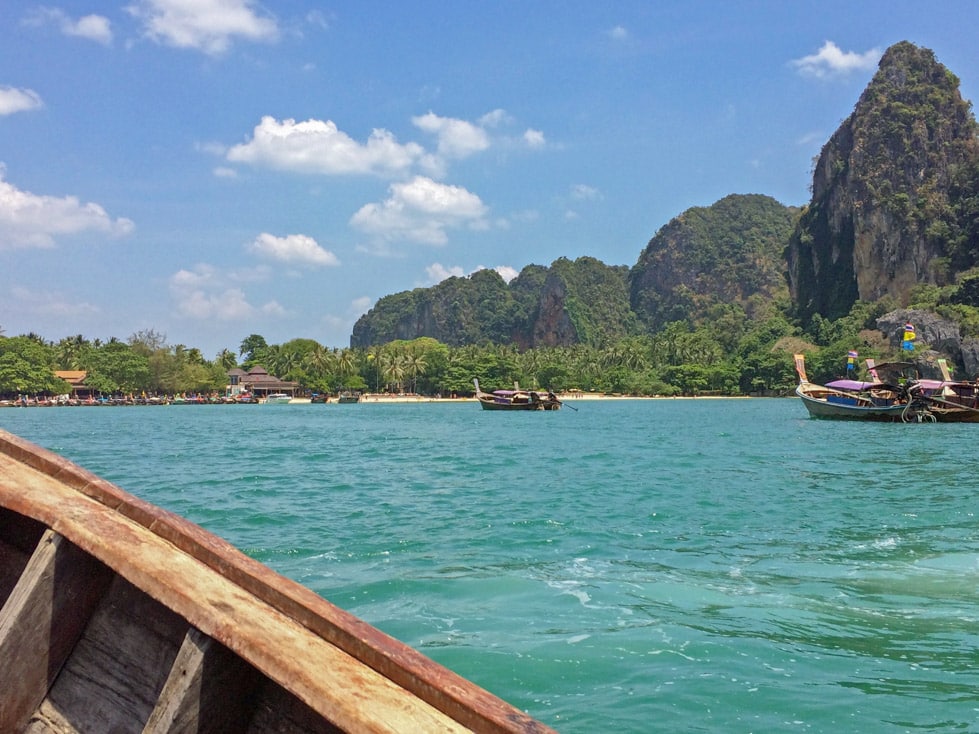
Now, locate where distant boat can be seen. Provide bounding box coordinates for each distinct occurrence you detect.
[473,379,562,411]
[337,392,361,404]
[793,353,979,422]
[264,393,292,404]
[0,429,555,734]
[878,358,979,423]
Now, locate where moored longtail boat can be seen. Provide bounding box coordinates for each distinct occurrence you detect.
[793,353,922,422]
[473,380,561,411]
[0,429,555,734]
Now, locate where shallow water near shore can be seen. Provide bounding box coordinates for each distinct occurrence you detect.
[3,398,978,733]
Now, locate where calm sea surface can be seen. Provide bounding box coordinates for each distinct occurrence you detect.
[2,398,978,733]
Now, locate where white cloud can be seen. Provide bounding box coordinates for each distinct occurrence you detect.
[11,285,101,318]
[570,183,601,200]
[350,176,488,246]
[350,295,372,314]
[248,232,339,267]
[24,8,113,44]
[426,262,465,283]
[168,263,281,320]
[70,14,113,44]
[493,265,519,282]
[523,129,546,148]
[128,0,279,55]
[792,41,881,79]
[0,168,134,249]
[213,166,237,178]
[427,263,519,286]
[607,25,628,41]
[0,86,43,116]
[412,111,490,160]
[479,109,513,128]
[227,116,424,177]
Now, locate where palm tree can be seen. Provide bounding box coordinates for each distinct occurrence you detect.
[334,348,355,384]
[305,344,334,375]
[216,349,238,371]
[404,351,427,393]
[382,351,407,393]
[56,335,89,369]
[366,346,384,393]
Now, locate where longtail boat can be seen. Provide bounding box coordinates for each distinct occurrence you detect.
[472,380,562,411]
[794,353,979,423]
[0,429,555,733]
[793,354,923,422]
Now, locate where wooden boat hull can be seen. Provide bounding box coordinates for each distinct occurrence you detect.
[473,380,561,411]
[475,396,557,411]
[920,396,979,422]
[795,384,914,421]
[0,429,553,734]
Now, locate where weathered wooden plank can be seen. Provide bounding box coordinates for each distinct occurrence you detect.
[0,529,113,733]
[0,508,46,604]
[0,506,46,553]
[246,680,344,734]
[29,575,188,734]
[143,627,262,734]
[0,537,28,607]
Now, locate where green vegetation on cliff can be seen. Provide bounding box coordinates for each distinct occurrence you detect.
[789,41,979,325]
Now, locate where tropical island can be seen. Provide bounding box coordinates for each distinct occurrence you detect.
[4,41,979,401]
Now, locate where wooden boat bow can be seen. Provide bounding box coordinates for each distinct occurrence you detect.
[0,429,555,733]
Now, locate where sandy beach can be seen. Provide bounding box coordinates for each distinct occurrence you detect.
[298,392,742,404]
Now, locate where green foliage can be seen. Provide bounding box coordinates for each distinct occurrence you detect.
[0,336,68,396]
[631,194,797,330]
[83,341,150,394]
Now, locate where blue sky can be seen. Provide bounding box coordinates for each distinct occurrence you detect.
[3,1,979,359]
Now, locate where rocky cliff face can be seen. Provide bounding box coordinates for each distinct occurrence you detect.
[530,270,577,347]
[788,42,979,324]
[876,308,979,379]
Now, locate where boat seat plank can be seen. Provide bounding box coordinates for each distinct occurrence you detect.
[0,529,114,733]
[29,575,188,734]
[143,627,262,734]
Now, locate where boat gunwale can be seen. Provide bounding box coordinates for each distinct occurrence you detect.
[0,428,554,734]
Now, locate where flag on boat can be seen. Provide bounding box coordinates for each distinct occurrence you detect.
[847,350,858,373]
[901,322,916,351]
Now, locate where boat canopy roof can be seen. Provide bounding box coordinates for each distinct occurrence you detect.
[826,379,877,390]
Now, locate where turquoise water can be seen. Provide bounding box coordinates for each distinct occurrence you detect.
[2,399,978,732]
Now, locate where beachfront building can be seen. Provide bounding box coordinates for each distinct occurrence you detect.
[228,366,299,399]
[54,370,94,400]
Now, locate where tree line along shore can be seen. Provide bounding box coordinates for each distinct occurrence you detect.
[0,310,943,406]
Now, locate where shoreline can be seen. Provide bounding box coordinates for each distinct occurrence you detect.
[0,393,757,408]
[328,393,753,404]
